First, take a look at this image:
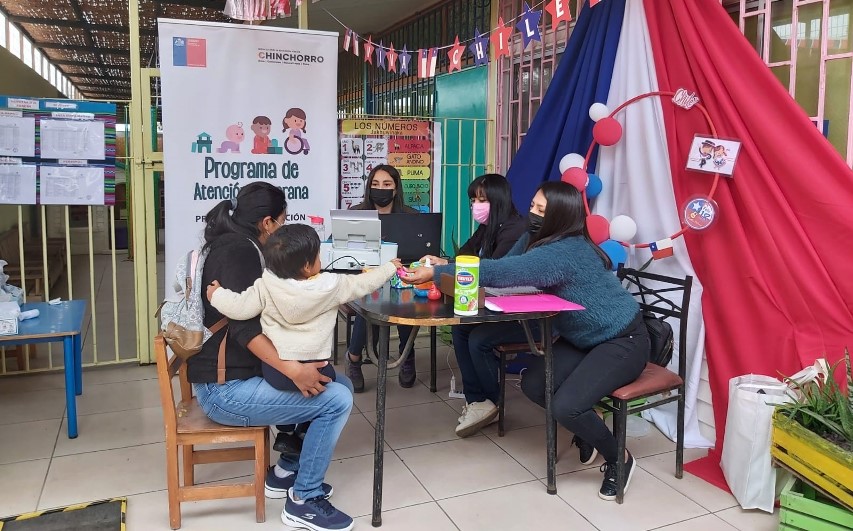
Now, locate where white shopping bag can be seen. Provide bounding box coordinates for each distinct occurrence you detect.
[720,363,825,512]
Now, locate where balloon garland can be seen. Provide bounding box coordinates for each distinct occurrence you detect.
[557,90,722,268]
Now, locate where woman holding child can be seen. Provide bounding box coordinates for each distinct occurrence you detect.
[403,181,649,501]
[188,182,360,531]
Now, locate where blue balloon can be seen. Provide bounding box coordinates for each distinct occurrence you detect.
[586,173,603,199]
[599,239,627,271]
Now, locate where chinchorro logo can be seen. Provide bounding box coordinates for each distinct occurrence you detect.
[257,47,325,66]
[456,272,475,286]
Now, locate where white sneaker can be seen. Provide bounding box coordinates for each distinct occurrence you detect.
[456,400,499,438]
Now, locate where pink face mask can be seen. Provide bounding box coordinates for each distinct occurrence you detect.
[472,201,490,224]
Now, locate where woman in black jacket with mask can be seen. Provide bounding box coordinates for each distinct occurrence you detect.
[346,165,418,392]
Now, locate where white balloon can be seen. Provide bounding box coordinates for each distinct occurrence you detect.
[609,215,638,242]
[589,102,610,122]
[558,153,586,173]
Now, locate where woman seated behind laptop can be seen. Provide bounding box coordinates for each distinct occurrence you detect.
[345,164,420,392]
[206,223,401,392]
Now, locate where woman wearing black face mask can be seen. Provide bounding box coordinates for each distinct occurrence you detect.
[403,182,648,502]
[347,164,418,392]
[351,164,418,214]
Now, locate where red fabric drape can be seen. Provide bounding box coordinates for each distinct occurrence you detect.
[643,0,853,488]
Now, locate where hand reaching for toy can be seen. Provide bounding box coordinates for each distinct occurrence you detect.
[402,266,434,285]
[390,258,403,270]
[207,280,221,301]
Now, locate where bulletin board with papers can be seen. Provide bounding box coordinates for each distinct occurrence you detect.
[0,96,116,206]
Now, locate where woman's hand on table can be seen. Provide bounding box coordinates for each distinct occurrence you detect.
[401,266,434,285]
[419,254,448,266]
[281,360,333,397]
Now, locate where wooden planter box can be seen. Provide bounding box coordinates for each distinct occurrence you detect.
[771,412,853,511]
[779,477,853,530]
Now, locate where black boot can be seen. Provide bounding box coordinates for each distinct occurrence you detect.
[346,352,365,393]
[398,350,417,388]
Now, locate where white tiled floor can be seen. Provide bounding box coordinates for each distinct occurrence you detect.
[0,332,781,530]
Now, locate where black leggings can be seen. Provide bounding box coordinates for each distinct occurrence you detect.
[521,312,649,463]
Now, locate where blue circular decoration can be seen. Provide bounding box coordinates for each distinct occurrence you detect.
[599,239,627,271]
[586,173,603,199]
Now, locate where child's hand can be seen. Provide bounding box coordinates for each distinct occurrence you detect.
[390,258,403,270]
[206,280,221,301]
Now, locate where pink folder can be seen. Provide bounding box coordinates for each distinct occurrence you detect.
[484,294,584,313]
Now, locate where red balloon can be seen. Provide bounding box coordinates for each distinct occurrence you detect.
[593,117,623,146]
[586,214,610,244]
[561,167,588,191]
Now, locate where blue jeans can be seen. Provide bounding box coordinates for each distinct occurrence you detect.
[451,322,537,404]
[348,314,413,358]
[194,372,353,500]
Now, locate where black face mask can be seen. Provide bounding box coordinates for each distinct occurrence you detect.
[527,212,544,235]
[369,188,395,208]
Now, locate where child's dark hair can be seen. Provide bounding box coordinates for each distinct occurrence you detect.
[283,108,307,133]
[264,223,320,279]
[253,115,272,125]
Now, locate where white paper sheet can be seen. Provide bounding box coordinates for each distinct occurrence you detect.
[0,116,36,157]
[0,164,37,204]
[40,119,106,160]
[40,165,105,205]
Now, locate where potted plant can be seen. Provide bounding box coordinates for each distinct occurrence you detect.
[771,348,853,521]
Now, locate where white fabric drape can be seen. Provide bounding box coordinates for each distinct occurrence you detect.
[594,0,712,448]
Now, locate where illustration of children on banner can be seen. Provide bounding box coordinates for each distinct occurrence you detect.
[216,122,245,153]
[283,107,310,155]
[686,135,741,177]
[250,115,272,154]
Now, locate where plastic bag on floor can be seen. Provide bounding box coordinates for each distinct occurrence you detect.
[721,363,824,512]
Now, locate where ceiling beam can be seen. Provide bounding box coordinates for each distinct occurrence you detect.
[7,15,156,35]
[37,43,129,55]
[52,59,131,70]
[67,73,131,82]
[156,0,225,9]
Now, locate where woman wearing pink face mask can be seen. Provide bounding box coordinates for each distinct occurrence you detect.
[419,173,527,437]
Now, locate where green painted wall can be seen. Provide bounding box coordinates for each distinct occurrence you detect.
[434,65,488,256]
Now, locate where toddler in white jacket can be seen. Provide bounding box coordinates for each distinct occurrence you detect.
[206,223,400,391]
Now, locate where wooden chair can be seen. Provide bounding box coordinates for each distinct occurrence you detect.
[154,335,269,530]
[599,266,693,503]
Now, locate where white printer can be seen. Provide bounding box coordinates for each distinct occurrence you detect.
[319,210,398,270]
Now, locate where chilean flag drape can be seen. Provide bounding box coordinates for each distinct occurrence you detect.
[506,0,853,489]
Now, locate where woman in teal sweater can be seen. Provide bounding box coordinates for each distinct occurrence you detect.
[403,181,648,501]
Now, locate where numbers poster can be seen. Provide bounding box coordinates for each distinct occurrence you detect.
[338,118,441,212]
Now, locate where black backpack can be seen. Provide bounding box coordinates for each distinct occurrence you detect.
[643,311,674,367]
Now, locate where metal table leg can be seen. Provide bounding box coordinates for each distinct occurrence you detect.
[543,317,556,494]
[371,323,390,527]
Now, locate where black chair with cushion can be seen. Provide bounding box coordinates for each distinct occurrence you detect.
[599,265,693,503]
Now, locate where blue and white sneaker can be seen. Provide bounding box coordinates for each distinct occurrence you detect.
[282,487,354,531]
[264,467,334,500]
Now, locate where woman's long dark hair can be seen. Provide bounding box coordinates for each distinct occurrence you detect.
[352,164,408,212]
[468,173,519,259]
[203,182,287,248]
[527,181,611,269]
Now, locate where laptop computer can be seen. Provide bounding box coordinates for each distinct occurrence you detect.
[379,213,443,263]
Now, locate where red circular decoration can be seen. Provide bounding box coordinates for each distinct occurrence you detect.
[682,196,718,231]
[581,90,721,250]
[593,117,623,146]
[586,214,610,244]
[561,167,588,191]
